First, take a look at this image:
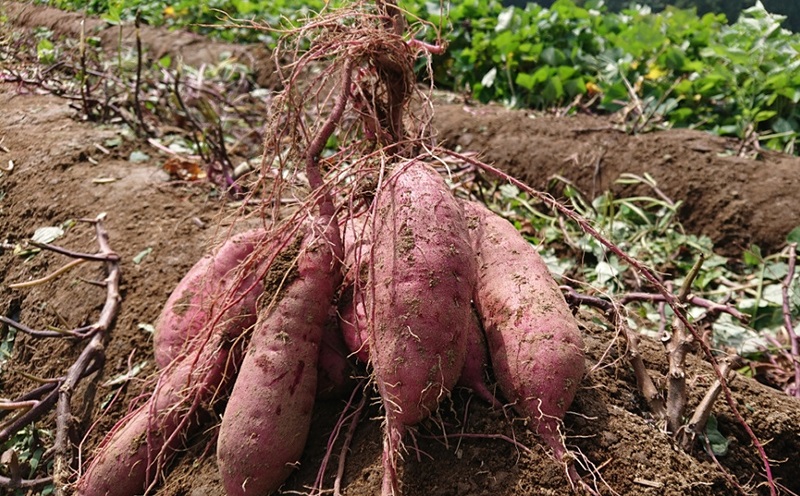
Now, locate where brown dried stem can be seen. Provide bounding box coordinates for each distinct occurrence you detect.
[53,216,120,494]
[29,240,120,263]
[782,243,799,397]
[0,215,120,494]
[664,256,703,436]
[680,358,738,450]
[561,287,748,322]
[0,474,53,491]
[616,311,666,417]
[664,315,690,435]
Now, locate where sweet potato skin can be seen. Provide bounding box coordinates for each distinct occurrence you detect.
[153,229,267,368]
[216,217,342,496]
[76,332,241,496]
[368,161,476,494]
[458,308,501,407]
[463,200,584,456]
[340,290,497,407]
[338,284,369,363]
[339,216,371,363]
[317,309,356,399]
[369,161,474,426]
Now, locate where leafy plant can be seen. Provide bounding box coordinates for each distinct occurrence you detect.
[483,173,798,359]
[37,0,800,153]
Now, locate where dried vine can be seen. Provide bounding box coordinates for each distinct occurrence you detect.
[0,215,120,493]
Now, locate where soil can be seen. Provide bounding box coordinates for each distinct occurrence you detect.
[2,4,800,496]
[431,104,800,257]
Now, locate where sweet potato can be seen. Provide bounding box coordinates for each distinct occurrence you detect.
[153,228,268,368]
[338,284,369,363]
[338,215,371,363]
[76,331,242,496]
[462,199,585,461]
[216,215,342,496]
[317,309,356,399]
[459,309,501,408]
[339,288,497,407]
[367,161,475,495]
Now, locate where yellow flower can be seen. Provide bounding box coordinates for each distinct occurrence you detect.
[644,65,668,81]
[586,81,601,95]
[163,5,176,17]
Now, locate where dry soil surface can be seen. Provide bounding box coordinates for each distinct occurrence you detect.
[2,4,800,496]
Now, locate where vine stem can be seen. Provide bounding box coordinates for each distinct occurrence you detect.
[446,149,777,495]
[305,57,354,217]
[782,243,799,397]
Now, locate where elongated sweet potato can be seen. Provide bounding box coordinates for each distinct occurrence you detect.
[368,161,475,495]
[338,283,369,363]
[339,216,371,363]
[317,308,356,399]
[463,199,585,461]
[153,228,268,368]
[339,287,497,407]
[76,331,242,496]
[459,308,501,408]
[216,214,343,496]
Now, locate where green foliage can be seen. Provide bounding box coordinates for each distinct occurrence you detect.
[39,0,800,153]
[413,1,800,152]
[486,175,798,354]
[0,426,54,495]
[575,0,800,33]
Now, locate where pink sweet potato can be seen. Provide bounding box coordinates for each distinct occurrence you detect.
[458,309,501,408]
[316,309,356,399]
[367,161,475,495]
[462,199,585,461]
[216,214,343,496]
[338,215,371,363]
[338,284,369,363]
[339,289,497,408]
[76,331,242,496]
[153,228,268,368]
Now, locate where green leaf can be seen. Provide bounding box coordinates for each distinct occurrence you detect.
[32,226,64,244]
[556,65,577,80]
[540,46,567,66]
[704,416,729,457]
[133,247,153,264]
[754,110,777,123]
[499,184,520,199]
[515,72,536,91]
[787,225,800,244]
[564,77,587,97]
[595,261,620,284]
[542,76,564,102]
[743,245,763,266]
[771,118,795,134]
[36,38,55,64]
[29,447,43,472]
[663,46,685,71]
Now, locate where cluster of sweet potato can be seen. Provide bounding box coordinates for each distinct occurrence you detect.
[75,159,584,496]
